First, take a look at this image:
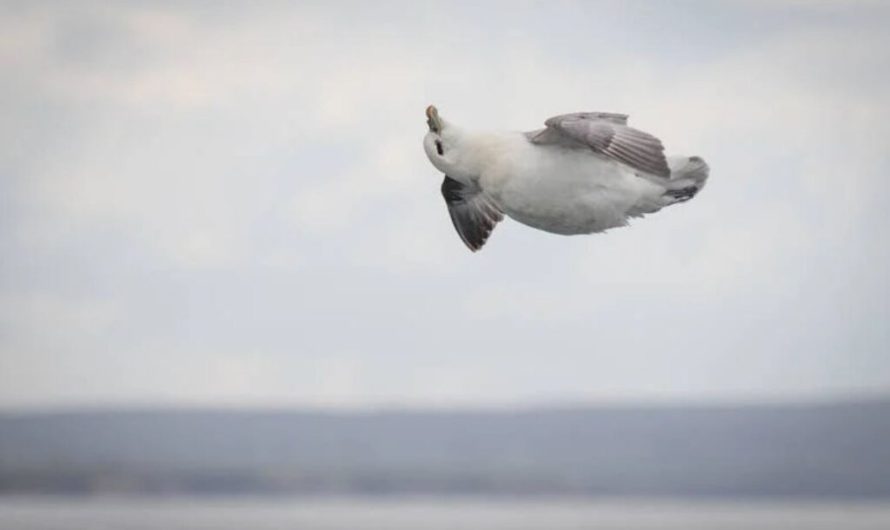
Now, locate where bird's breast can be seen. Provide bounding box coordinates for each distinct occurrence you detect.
[482,143,645,235]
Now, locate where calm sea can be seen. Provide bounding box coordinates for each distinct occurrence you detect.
[2,497,890,530]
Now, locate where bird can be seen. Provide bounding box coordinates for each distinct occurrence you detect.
[422,105,709,252]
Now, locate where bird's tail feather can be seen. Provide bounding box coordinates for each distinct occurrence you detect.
[664,156,709,202]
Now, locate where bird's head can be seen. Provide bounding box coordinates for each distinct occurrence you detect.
[423,105,467,177]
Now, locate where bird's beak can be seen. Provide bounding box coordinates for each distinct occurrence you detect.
[426,105,442,133]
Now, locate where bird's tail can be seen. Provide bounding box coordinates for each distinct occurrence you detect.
[663,156,709,202]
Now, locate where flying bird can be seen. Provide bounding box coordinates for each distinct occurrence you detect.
[423,106,709,252]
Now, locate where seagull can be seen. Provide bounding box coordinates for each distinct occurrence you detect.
[422,105,709,252]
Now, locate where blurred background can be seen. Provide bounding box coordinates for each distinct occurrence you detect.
[1,1,889,528]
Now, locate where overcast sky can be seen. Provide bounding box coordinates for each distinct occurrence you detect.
[1,1,889,410]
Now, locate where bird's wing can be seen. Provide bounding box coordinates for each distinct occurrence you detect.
[530,112,670,178]
[441,176,503,252]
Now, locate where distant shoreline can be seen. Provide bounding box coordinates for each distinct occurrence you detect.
[3,400,890,498]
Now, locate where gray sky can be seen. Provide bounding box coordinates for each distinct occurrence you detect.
[1,1,889,409]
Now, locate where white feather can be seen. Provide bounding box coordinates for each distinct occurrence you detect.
[423,109,708,243]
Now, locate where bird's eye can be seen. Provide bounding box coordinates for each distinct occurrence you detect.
[435,139,444,156]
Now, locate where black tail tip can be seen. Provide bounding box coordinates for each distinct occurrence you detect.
[665,186,699,202]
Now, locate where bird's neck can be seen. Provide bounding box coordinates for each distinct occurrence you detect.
[453,130,519,177]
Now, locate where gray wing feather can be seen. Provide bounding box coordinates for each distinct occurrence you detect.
[544,112,628,126]
[441,176,503,252]
[532,112,670,178]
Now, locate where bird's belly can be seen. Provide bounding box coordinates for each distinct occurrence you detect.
[491,151,650,235]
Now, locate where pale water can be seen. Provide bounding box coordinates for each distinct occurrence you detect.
[2,497,890,530]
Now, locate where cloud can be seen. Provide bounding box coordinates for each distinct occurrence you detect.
[1,2,889,408]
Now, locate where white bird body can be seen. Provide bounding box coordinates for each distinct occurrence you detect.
[423,107,708,251]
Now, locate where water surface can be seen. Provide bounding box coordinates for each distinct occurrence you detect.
[2,497,890,530]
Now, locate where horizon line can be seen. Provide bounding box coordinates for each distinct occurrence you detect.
[3,391,890,417]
